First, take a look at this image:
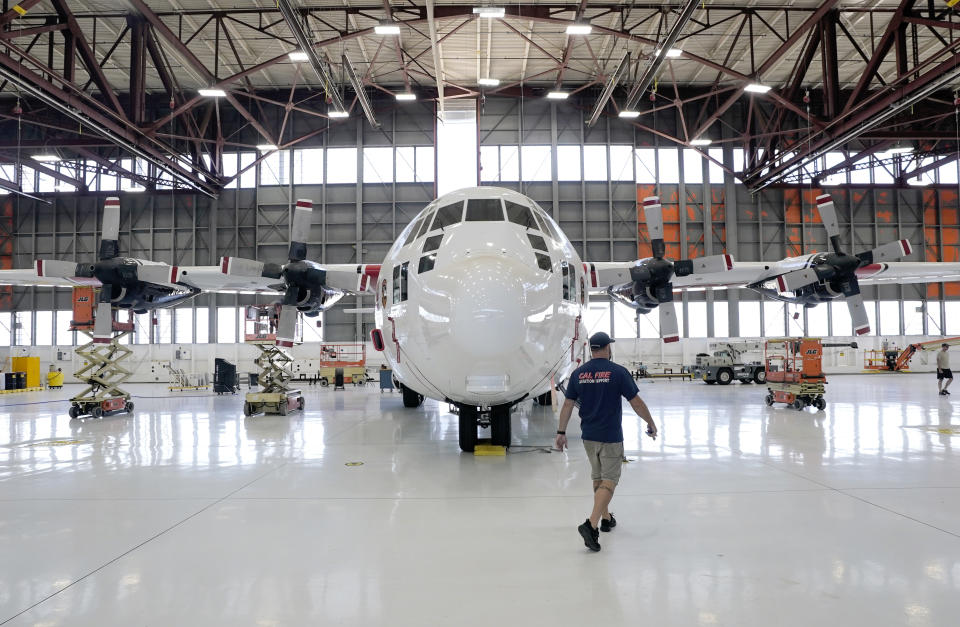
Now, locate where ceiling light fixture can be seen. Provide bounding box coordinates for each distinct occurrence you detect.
[566,22,592,35]
[744,83,772,94]
[618,110,640,119]
[288,51,309,62]
[198,88,227,97]
[328,110,350,118]
[690,138,712,146]
[472,7,505,18]
[395,92,417,101]
[375,21,401,35]
[478,78,501,87]
[32,154,59,162]
[886,146,913,154]
[546,91,569,100]
[256,144,279,151]
[656,48,683,58]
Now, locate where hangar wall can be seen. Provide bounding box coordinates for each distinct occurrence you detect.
[1,97,959,348]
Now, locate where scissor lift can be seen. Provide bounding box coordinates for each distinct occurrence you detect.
[764,337,828,412]
[242,305,304,416]
[68,288,135,419]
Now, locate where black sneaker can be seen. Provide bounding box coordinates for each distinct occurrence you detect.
[946,390,951,395]
[600,513,617,532]
[940,390,947,396]
[578,519,601,552]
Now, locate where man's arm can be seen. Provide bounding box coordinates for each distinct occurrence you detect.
[629,395,657,439]
[555,398,576,451]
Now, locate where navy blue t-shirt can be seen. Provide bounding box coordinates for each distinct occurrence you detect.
[564,358,640,443]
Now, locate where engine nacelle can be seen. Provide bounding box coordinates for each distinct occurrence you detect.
[795,281,843,306]
[284,260,344,314]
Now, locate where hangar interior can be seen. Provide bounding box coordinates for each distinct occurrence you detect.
[2,1,960,625]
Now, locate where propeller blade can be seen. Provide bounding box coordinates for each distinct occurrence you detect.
[36,259,82,279]
[93,299,113,344]
[136,264,180,287]
[846,292,870,336]
[276,304,298,348]
[776,267,820,292]
[659,301,680,343]
[99,197,121,260]
[674,253,733,277]
[815,194,843,254]
[220,257,283,280]
[289,199,313,262]
[642,196,666,259]
[856,239,912,265]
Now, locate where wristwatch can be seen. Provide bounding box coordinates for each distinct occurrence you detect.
[556,430,566,435]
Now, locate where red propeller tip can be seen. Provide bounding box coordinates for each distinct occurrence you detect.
[664,336,680,343]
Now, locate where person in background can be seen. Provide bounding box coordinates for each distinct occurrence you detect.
[555,331,657,552]
[938,343,953,396]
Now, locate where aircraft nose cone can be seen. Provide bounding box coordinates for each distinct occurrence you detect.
[450,257,526,358]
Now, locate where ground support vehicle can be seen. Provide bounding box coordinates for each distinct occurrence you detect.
[69,320,135,419]
[243,306,304,417]
[864,336,960,371]
[693,341,767,385]
[764,338,827,411]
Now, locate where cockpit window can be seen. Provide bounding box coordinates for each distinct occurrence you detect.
[535,253,552,272]
[414,210,436,240]
[527,233,547,252]
[505,200,539,229]
[536,210,562,241]
[402,216,425,247]
[423,234,443,253]
[430,201,464,231]
[465,198,505,222]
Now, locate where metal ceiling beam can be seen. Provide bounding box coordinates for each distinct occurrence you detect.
[275,0,348,113]
[586,52,630,127]
[623,0,700,111]
[425,0,445,121]
[342,54,379,128]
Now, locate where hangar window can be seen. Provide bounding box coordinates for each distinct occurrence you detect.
[536,253,552,272]
[327,148,358,184]
[0,312,10,345]
[430,201,464,231]
[392,262,409,303]
[422,234,443,253]
[293,149,324,184]
[262,149,290,186]
[521,145,552,181]
[465,198,504,221]
[556,145,581,181]
[583,146,608,181]
[505,201,539,229]
[35,311,53,345]
[418,254,436,274]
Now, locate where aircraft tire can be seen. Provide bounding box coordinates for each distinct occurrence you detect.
[401,384,422,408]
[490,405,511,447]
[459,405,478,452]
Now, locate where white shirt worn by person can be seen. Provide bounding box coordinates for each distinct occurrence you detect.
[937,350,950,370]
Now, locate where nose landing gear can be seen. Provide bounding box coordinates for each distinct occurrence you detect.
[456,403,512,452]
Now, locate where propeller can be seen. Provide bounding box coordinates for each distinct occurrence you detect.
[774,194,912,336]
[275,199,314,347]
[631,196,733,343]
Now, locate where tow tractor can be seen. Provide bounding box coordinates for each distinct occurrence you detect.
[864,336,960,372]
[68,286,135,419]
[242,305,304,417]
[764,338,857,411]
[693,341,767,385]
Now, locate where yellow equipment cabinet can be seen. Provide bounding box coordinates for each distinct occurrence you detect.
[47,369,65,389]
[11,356,40,389]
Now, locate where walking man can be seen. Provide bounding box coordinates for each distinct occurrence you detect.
[938,343,953,396]
[555,332,657,552]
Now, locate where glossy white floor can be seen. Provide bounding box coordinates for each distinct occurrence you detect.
[1,374,959,626]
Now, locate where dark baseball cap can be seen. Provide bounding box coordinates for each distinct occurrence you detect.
[589,332,615,349]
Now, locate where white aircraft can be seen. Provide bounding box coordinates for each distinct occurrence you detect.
[3,190,958,452]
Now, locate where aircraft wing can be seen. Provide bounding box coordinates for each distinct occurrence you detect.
[179,260,381,296]
[589,259,960,293]
[0,264,99,288]
[587,257,751,291]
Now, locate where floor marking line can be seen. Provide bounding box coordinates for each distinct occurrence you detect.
[757,459,960,540]
[0,462,289,626]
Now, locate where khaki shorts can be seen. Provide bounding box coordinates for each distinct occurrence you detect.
[583,440,624,484]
